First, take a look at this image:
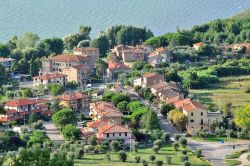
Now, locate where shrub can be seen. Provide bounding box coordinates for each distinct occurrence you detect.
[245,86,250,93]
[174,134,181,141]
[75,148,84,159]
[195,148,202,158]
[182,155,189,162]
[161,132,170,143]
[135,156,141,163]
[165,155,172,164]
[173,142,179,151]
[85,145,95,153]
[133,142,139,153]
[88,135,98,146]
[106,153,111,161]
[118,150,127,162]
[182,149,188,155]
[154,139,162,148]
[149,155,156,162]
[156,160,163,166]
[179,137,187,147]
[142,160,148,166]
[109,141,120,152]
[183,161,191,166]
[152,145,160,154]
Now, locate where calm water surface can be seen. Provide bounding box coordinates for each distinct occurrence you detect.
[0,0,250,42]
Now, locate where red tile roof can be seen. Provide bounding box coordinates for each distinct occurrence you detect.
[193,42,205,47]
[33,72,67,80]
[108,62,130,70]
[143,72,163,78]
[71,64,87,70]
[90,101,123,118]
[74,47,99,52]
[48,54,90,62]
[5,109,17,114]
[6,99,38,107]
[233,43,250,48]
[87,120,109,128]
[174,98,206,111]
[97,124,131,134]
[0,57,15,62]
[58,92,89,101]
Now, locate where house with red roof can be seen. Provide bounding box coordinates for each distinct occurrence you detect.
[0,98,51,123]
[148,47,171,67]
[0,57,15,70]
[89,101,123,124]
[193,42,205,50]
[63,64,90,85]
[58,92,90,115]
[33,72,68,88]
[107,62,131,80]
[73,47,99,63]
[231,43,250,54]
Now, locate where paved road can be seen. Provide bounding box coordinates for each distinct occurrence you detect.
[188,139,250,166]
[43,121,65,144]
[238,152,250,166]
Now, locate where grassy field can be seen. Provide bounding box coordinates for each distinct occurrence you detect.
[225,159,241,166]
[190,75,250,110]
[75,144,211,166]
[191,136,239,143]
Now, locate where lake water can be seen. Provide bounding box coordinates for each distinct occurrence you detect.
[0,0,250,42]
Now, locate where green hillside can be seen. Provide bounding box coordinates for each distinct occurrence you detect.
[231,8,250,20]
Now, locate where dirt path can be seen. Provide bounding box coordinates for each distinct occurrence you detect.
[43,121,65,144]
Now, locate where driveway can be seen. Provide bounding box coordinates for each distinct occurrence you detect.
[188,139,250,166]
[43,121,64,144]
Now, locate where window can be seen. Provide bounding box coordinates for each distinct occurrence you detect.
[191,112,194,116]
[107,134,109,138]
[125,132,127,136]
[119,133,121,136]
[201,112,203,116]
[201,127,203,130]
[190,119,194,123]
[113,133,114,137]
[201,119,203,125]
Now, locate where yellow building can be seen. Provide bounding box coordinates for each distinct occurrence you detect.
[174,98,208,135]
[58,92,90,115]
[63,64,90,85]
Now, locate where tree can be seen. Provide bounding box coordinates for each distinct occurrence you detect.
[50,99,60,111]
[0,64,7,86]
[118,150,127,162]
[173,142,179,151]
[109,141,120,152]
[135,156,140,163]
[168,109,187,131]
[102,91,115,102]
[28,130,48,145]
[16,32,40,50]
[178,137,187,147]
[77,40,90,47]
[161,132,170,143]
[156,160,163,166]
[145,110,159,130]
[90,34,109,55]
[234,104,250,130]
[48,84,65,96]
[160,104,175,116]
[165,155,172,164]
[95,59,108,78]
[61,124,80,141]
[29,112,38,124]
[42,38,64,54]
[132,142,139,153]
[0,43,10,57]
[149,155,156,162]
[117,101,128,113]
[111,94,130,106]
[21,88,33,97]
[52,108,77,127]
[152,145,160,154]
[223,102,233,118]
[88,135,98,146]
[195,148,202,158]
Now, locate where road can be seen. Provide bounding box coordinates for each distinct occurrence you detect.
[188,139,250,166]
[43,121,65,144]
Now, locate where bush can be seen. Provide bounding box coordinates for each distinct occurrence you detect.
[182,155,189,162]
[133,142,139,153]
[106,153,111,161]
[85,145,95,153]
[173,142,179,151]
[179,137,187,147]
[182,149,188,155]
[152,145,160,154]
[165,155,172,164]
[183,161,191,166]
[109,141,121,152]
[156,160,163,166]
[118,150,127,162]
[135,156,140,163]
[154,139,162,148]
[61,124,80,141]
[75,148,84,159]
[88,135,97,146]
[142,160,148,166]
[161,132,170,143]
[195,148,202,158]
[174,134,181,141]
[149,155,156,162]
[245,86,250,93]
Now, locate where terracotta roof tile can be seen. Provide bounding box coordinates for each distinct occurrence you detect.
[33,72,67,80]
[58,92,89,101]
[48,54,89,62]
[97,124,131,134]
[193,42,205,47]
[6,99,37,107]
[108,62,130,70]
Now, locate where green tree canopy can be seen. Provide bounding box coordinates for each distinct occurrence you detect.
[234,104,250,130]
[52,108,77,127]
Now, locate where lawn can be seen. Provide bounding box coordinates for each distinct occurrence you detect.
[75,144,211,166]
[191,136,239,143]
[225,149,248,159]
[225,159,241,166]
[190,75,250,110]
